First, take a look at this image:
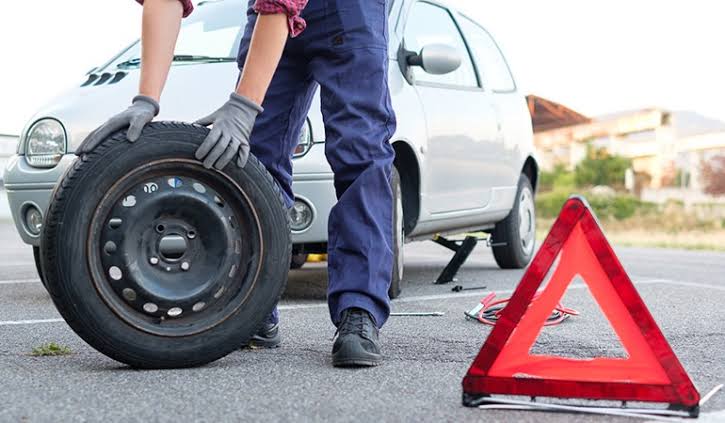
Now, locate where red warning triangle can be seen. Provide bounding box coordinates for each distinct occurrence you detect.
[463,196,700,409]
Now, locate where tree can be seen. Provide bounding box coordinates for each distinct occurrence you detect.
[700,155,725,196]
[574,147,632,189]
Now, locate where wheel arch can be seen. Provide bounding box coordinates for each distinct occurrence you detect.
[392,140,420,235]
[521,155,539,194]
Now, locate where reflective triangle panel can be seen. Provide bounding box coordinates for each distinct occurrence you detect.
[462,196,700,408]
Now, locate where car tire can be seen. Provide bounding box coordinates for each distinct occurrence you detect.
[290,253,308,270]
[388,168,404,299]
[33,246,48,290]
[491,174,536,269]
[40,122,291,369]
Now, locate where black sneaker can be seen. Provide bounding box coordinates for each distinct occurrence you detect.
[332,308,382,367]
[243,322,281,349]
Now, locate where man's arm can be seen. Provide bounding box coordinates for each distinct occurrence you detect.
[138,0,185,102]
[238,0,308,105]
[235,13,289,106]
[193,14,289,169]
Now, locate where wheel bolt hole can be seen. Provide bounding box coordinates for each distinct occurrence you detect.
[192,183,206,193]
[143,303,158,313]
[104,241,117,255]
[214,196,225,208]
[109,266,122,281]
[122,288,136,302]
[187,230,196,239]
[156,224,165,233]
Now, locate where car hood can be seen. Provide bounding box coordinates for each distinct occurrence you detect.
[22,62,245,153]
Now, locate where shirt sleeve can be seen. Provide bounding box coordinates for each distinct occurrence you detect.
[135,0,194,18]
[253,0,309,38]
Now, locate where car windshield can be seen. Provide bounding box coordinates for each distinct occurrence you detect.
[102,1,246,71]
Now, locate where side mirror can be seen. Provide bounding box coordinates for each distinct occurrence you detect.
[406,44,461,75]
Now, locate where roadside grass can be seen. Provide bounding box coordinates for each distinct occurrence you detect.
[536,219,725,251]
[536,164,725,252]
[31,343,72,357]
[537,218,725,252]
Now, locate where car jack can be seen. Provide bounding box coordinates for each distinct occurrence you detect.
[432,234,482,284]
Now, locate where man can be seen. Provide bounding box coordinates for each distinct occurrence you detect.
[78,0,397,367]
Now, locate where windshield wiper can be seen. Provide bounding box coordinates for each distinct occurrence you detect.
[171,54,236,63]
[116,55,234,69]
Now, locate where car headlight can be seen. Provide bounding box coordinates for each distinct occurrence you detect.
[25,119,67,168]
[293,120,312,158]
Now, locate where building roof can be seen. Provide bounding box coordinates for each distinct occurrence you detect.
[526,95,590,133]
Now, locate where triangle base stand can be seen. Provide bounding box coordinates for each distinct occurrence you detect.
[463,394,698,421]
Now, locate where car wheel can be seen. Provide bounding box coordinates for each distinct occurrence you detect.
[33,246,48,290]
[389,168,404,299]
[290,253,308,269]
[491,174,536,269]
[40,122,291,369]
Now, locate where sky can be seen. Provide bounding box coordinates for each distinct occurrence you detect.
[0,0,724,135]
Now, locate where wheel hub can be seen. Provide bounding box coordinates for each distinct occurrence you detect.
[158,234,188,261]
[518,188,536,256]
[87,162,262,337]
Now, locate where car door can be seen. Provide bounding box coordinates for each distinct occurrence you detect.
[403,1,501,214]
[456,14,522,190]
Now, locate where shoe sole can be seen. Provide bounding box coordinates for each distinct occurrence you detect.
[332,358,382,368]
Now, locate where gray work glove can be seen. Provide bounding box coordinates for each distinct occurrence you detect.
[194,92,263,170]
[76,95,159,154]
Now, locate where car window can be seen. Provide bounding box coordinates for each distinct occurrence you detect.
[403,1,477,88]
[457,15,516,92]
[103,2,245,70]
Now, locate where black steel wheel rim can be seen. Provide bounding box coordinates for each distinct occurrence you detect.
[87,159,263,337]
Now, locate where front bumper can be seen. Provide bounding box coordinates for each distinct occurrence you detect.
[3,154,75,245]
[4,153,335,246]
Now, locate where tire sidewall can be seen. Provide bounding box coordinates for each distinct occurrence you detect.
[389,168,403,299]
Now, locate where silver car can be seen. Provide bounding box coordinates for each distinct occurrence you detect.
[3,0,538,296]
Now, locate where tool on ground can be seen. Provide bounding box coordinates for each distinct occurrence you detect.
[465,291,578,326]
[451,285,487,292]
[390,312,445,317]
[462,196,701,418]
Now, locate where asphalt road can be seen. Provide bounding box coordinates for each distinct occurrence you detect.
[0,221,723,422]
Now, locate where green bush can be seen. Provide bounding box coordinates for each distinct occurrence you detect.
[536,190,654,221]
[574,147,631,189]
[539,165,575,192]
[587,195,642,220]
[535,190,572,218]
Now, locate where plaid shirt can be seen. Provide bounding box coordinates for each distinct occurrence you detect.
[135,0,308,37]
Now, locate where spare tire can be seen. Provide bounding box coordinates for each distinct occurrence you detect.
[40,122,290,369]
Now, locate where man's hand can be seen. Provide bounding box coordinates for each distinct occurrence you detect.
[194,93,263,170]
[76,95,159,154]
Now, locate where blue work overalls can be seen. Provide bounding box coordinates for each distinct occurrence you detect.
[236,0,397,328]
